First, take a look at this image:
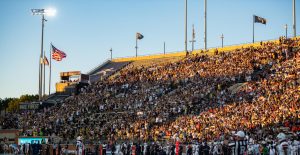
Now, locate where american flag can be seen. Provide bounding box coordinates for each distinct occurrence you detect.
[51,44,67,61]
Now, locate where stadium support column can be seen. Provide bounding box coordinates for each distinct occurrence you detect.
[185,0,188,53]
[204,0,207,50]
[293,0,296,37]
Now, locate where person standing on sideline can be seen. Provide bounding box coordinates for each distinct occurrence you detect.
[276,133,291,155]
[76,136,85,155]
[53,143,57,155]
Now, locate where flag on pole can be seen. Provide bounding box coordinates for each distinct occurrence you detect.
[40,57,44,64]
[254,15,267,24]
[43,56,49,65]
[51,44,67,61]
[136,33,144,40]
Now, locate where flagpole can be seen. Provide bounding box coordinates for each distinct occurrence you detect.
[110,48,113,60]
[253,15,255,43]
[43,50,46,97]
[136,37,138,57]
[293,0,296,37]
[191,24,195,52]
[164,42,166,55]
[184,0,188,53]
[204,0,207,50]
[49,44,52,96]
[39,14,45,101]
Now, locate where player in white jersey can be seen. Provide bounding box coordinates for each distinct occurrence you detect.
[163,143,170,155]
[76,136,85,155]
[291,140,300,155]
[3,143,9,154]
[253,143,261,155]
[192,143,199,155]
[269,145,276,155]
[114,144,121,154]
[276,133,292,155]
[143,142,148,155]
[19,144,24,155]
[9,144,19,154]
[213,142,222,155]
[25,143,30,155]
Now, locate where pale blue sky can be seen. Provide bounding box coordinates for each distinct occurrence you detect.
[0,0,298,98]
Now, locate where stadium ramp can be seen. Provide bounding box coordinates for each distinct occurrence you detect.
[44,94,70,104]
[88,60,132,83]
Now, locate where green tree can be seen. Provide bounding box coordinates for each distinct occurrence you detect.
[7,99,20,112]
[0,98,15,114]
[4,94,39,112]
[19,94,39,102]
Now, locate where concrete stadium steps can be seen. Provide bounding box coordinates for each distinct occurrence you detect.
[88,60,132,83]
[43,94,70,104]
[228,83,248,94]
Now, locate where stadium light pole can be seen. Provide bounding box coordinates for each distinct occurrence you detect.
[204,0,207,50]
[220,34,224,48]
[189,24,196,53]
[164,42,166,55]
[293,0,296,37]
[184,0,188,53]
[31,8,56,100]
[284,24,288,38]
[110,48,113,60]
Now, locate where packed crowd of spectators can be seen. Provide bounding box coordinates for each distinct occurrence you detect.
[0,113,19,129]
[1,37,299,147]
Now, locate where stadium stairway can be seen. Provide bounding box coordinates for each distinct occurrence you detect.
[43,93,70,104]
[88,60,132,83]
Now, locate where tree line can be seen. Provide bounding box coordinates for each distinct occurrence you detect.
[0,94,39,113]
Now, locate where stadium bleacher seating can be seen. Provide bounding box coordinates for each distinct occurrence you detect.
[1,37,299,148]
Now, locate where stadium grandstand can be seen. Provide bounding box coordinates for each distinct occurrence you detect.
[0,36,299,154]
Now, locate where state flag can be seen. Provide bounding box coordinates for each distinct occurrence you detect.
[43,56,49,65]
[254,15,267,24]
[136,32,144,40]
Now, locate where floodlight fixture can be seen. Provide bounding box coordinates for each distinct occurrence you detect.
[31,8,56,16]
